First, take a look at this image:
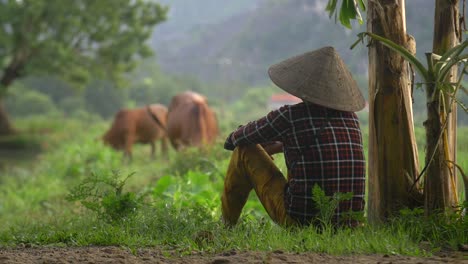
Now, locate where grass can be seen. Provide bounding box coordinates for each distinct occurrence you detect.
[0,115,466,257]
[0,206,429,256]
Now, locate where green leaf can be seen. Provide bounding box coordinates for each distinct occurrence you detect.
[326,0,365,29]
[437,82,456,93]
[350,32,367,49]
[432,40,467,79]
[436,53,468,84]
[357,0,366,11]
[326,0,338,18]
[438,40,468,67]
[153,175,174,196]
[339,0,353,29]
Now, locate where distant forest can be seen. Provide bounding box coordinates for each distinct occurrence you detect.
[5,0,466,125]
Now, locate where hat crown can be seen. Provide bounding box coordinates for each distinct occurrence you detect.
[268,46,365,112]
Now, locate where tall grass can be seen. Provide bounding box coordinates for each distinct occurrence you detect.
[0,115,466,256]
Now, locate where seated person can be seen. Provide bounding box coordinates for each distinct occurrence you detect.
[221,46,366,227]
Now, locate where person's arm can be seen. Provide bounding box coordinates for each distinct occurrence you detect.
[224,132,236,151]
[224,106,291,151]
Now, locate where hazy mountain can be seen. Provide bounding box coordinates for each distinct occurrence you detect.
[152,0,263,34]
[151,0,264,56]
[151,0,437,86]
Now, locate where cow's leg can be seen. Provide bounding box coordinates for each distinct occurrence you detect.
[170,138,180,151]
[161,137,169,158]
[150,141,156,159]
[124,134,134,163]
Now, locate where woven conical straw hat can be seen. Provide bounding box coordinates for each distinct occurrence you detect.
[268,46,365,112]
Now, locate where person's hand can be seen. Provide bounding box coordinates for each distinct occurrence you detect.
[261,141,283,156]
[224,132,235,151]
[224,125,244,151]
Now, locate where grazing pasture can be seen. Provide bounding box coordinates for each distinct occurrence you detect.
[0,112,466,263]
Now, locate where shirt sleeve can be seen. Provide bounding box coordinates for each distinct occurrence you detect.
[228,105,291,148]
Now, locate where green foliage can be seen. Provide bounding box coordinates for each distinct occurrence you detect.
[311,184,355,226]
[227,85,277,126]
[164,145,229,176]
[152,171,223,219]
[0,204,428,256]
[57,97,86,116]
[66,171,147,222]
[0,133,42,151]
[83,80,126,118]
[5,85,59,117]
[0,116,467,255]
[21,76,76,104]
[0,0,168,90]
[396,206,468,250]
[10,60,209,120]
[352,34,468,109]
[326,0,366,29]
[44,133,120,179]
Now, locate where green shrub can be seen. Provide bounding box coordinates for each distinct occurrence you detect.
[152,170,224,218]
[5,86,60,117]
[58,96,86,115]
[311,184,358,227]
[165,145,229,176]
[395,206,468,250]
[66,171,147,222]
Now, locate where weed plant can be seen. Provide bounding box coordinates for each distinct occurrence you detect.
[66,171,148,222]
[0,116,467,257]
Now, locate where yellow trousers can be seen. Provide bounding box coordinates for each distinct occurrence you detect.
[221,144,298,227]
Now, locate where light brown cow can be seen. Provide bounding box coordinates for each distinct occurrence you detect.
[166,91,219,150]
[102,104,168,160]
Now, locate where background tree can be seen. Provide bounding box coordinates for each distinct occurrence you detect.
[0,0,168,135]
[331,0,467,221]
[365,0,422,222]
[356,1,466,217]
[424,0,463,214]
[327,0,422,222]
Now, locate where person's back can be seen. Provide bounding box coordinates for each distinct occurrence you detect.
[221,46,366,228]
[225,101,365,226]
[279,102,365,226]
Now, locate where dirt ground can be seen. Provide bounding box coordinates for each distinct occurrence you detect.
[0,246,467,264]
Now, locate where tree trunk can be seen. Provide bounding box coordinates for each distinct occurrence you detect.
[0,101,15,135]
[424,0,460,214]
[367,0,422,223]
[0,60,24,136]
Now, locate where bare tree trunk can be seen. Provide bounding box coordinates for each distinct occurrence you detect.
[367,0,422,223]
[424,0,460,214]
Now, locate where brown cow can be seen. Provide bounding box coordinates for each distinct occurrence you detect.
[102,104,168,161]
[166,91,219,150]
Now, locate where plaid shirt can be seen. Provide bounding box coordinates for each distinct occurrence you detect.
[226,102,366,226]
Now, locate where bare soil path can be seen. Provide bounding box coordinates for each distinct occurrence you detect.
[1,246,467,264]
